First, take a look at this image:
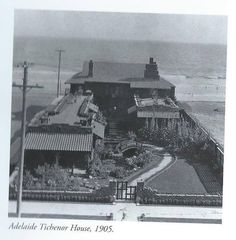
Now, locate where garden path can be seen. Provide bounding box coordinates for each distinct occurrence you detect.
[128,153,175,186]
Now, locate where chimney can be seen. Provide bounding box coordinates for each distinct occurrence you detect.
[144,57,159,79]
[88,60,93,77]
[150,57,154,64]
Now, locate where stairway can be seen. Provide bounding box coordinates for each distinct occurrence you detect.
[105,119,127,143]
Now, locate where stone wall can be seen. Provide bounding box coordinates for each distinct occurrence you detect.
[136,182,222,206]
[9,181,116,203]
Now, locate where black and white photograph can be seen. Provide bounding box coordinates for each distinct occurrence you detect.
[1,0,236,239]
[7,8,227,223]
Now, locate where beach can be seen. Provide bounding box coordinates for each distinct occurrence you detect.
[11,66,76,142]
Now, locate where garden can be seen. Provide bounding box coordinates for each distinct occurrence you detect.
[136,121,223,189]
[10,117,222,194]
[10,137,162,193]
[137,123,216,164]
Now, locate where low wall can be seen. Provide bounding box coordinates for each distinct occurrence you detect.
[136,182,222,206]
[9,181,116,203]
[9,180,223,206]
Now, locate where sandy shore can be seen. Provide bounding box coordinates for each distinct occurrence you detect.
[181,101,225,146]
[11,66,76,140]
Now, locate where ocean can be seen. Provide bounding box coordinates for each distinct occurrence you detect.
[13,36,227,78]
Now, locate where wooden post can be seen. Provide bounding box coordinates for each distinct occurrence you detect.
[150,117,155,130]
[13,61,43,218]
[155,118,158,130]
[56,49,65,97]
[16,62,28,218]
[145,117,149,129]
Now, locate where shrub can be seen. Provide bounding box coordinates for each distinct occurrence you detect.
[110,167,126,178]
[33,163,70,190]
[131,152,155,168]
[128,131,137,141]
[87,139,106,177]
[23,170,34,189]
[137,123,214,163]
[21,162,90,191]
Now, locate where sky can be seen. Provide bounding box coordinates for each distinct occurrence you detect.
[14,10,227,44]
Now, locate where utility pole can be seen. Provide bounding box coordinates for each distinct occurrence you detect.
[56,49,65,97]
[13,61,43,218]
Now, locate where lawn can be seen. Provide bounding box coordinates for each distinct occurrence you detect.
[145,157,207,194]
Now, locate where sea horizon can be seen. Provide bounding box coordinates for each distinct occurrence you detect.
[13,35,227,78]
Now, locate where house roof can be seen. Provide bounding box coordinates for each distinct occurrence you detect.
[29,95,90,127]
[80,61,145,78]
[65,61,175,89]
[48,95,87,125]
[134,96,180,114]
[25,132,93,151]
[92,121,105,139]
[129,78,174,89]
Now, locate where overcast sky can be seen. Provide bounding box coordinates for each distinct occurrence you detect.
[14,10,227,44]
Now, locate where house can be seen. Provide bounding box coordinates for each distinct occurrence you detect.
[24,92,106,173]
[65,57,180,131]
[24,57,181,172]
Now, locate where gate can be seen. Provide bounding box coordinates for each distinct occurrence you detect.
[116,181,136,201]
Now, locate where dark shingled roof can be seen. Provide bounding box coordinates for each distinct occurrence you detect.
[78,61,145,78]
[65,61,175,89]
[25,132,93,151]
[129,78,174,89]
